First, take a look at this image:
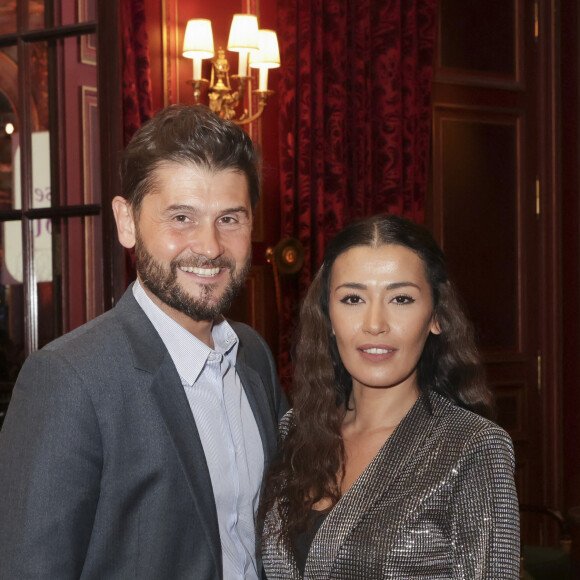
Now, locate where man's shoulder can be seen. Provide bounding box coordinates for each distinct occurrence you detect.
[229,320,265,345]
[39,287,146,359]
[229,320,275,370]
[42,307,119,354]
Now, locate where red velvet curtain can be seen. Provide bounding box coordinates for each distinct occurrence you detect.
[121,0,154,146]
[276,0,438,388]
[121,0,154,283]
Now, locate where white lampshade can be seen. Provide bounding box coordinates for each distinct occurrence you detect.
[182,19,215,59]
[227,14,259,52]
[249,30,281,69]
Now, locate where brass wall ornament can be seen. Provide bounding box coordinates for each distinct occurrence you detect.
[183,15,280,125]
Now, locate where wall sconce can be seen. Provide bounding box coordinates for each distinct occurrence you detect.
[182,14,281,125]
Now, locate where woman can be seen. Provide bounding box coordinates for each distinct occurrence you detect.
[260,214,520,579]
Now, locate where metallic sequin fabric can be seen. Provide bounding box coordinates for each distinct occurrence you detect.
[262,392,520,579]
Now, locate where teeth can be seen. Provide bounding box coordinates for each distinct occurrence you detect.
[180,266,220,277]
[363,348,391,354]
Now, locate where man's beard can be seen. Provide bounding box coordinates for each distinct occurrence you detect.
[134,232,251,322]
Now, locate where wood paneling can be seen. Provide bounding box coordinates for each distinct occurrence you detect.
[432,0,561,545]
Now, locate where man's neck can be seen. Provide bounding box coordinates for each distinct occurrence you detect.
[138,279,215,348]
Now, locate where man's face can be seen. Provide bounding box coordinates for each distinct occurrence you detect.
[118,161,253,325]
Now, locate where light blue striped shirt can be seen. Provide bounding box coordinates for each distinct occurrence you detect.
[133,280,263,579]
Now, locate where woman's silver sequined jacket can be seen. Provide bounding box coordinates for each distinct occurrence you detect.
[262,392,520,579]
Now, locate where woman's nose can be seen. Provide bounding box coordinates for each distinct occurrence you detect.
[362,302,389,334]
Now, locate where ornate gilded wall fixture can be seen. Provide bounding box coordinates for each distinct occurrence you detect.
[182,15,280,125]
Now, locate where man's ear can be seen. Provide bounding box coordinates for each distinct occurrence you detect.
[112,196,136,249]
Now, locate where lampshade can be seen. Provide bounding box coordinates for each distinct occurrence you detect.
[183,19,214,59]
[227,14,259,52]
[249,30,281,69]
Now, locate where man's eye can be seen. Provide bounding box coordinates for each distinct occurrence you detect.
[220,216,239,225]
[174,215,189,222]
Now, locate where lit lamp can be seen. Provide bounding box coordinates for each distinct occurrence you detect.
[182,14,280,125]
[227,14,259,79]
[250,29,281,93]
[182,19,214,104]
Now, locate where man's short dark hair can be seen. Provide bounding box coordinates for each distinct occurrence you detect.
[120,105,261,213]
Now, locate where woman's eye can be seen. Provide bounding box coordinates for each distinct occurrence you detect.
[340,294,363,305]
[392,294,415,305]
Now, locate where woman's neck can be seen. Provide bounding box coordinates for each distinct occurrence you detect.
[344,382,420,433]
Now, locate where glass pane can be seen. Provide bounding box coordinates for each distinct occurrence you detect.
[0,221,55,358]
[0,47,18,127]
[29,0,46,31]
[0,92,16,211]
[0,216,98,361]
[0,3,17,35]
[18,41,48,210]
[25,36,100,210]
[0,222,26,382]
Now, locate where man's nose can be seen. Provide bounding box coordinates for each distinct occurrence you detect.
[190,222,223,259]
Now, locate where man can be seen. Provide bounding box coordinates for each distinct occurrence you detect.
[0,105,287,579]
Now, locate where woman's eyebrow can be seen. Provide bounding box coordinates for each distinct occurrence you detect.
[334,281,421,291]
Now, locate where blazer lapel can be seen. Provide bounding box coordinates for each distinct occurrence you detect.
[235,360,277,464]
[115,288,222,576]
[305,394,441,579]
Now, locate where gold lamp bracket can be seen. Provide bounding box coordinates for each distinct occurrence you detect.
[266,238,305,320]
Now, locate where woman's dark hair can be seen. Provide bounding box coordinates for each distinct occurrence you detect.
[120,104,261,214]
[260,213,493,545]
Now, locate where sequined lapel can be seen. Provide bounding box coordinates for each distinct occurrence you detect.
[304,394,441,579]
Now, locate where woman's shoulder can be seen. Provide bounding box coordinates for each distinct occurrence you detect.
[422,392,515,473]
[427,391,512,446]
[278,408,295,440]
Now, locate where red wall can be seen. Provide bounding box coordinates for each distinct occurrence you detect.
[143,0,282,352]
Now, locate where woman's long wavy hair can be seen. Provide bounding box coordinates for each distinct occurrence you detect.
[260,214,493,545]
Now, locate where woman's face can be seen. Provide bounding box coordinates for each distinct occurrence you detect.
[328,244,440,395]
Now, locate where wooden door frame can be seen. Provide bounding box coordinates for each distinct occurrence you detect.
[430,0,564,517]
[560,0,580,517]
[96,0,125,309]
[536,0,562,511]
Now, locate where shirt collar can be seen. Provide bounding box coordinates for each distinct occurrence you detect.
[132,279,239,385]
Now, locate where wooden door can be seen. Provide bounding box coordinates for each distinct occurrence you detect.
[430,0,561,544]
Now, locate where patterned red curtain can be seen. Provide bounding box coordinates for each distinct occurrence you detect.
[276,0,438,388]
[121,0,154,283]
[121,0,154,146]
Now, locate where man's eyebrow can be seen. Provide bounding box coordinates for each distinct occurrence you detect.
[162,205,250,216]
[220,206,250,216]
[334,281,421,291]
[164,204,199,214]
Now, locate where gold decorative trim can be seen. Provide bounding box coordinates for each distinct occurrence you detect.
[78,0,97,66]
[81,85,103,319]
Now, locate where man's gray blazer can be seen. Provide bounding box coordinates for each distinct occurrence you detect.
[0,286,288,579]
